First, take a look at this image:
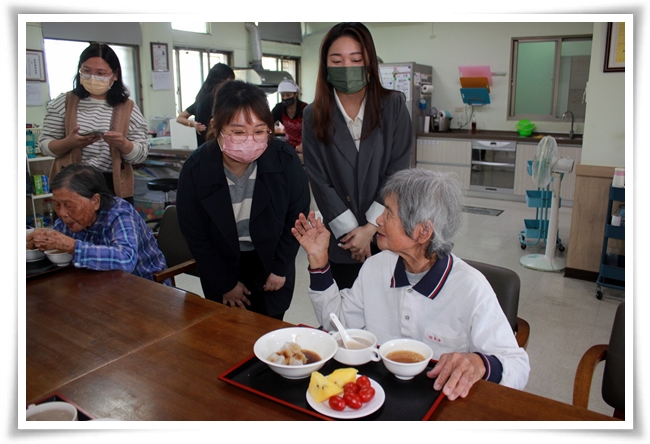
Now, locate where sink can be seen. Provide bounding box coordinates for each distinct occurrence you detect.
[537,134,582,142]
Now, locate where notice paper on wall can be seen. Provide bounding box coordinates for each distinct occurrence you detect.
[27,82,42,106]
[152,71,173,91]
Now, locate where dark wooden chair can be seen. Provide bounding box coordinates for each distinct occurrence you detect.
[464,259,530,349]
[152,205,198,286]
[573,301,625,419]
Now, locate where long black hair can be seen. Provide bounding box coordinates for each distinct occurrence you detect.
[72,42,130,106]
[196,63,235,103]
[311,22,393,145]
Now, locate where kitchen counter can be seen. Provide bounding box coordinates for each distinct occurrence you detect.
[416,129,583,146]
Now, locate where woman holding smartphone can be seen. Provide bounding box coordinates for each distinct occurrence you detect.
[39,43,149,204]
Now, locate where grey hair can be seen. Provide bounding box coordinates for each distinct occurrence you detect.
[381,168,464,258]
[50,164,115,213]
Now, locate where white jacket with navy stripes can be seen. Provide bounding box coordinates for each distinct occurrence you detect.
[308,251,530,390]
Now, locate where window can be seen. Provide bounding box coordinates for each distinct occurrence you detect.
[262,55,299,109]
[172,48,230,114]
[43,39,140,105]
[171,22,209,34]
[508,35,592,121]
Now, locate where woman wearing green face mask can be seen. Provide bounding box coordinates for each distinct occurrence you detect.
[302,22,413,289]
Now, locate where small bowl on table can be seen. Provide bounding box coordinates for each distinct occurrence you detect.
[26,249,46,262]
[44,250,73,267]
[254,327,337,379]
[379,338,433,380]
[26,228,45,262]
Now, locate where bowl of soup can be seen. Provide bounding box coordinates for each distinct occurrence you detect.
[330,328,381,366]
[254,327,337,379]
[44,249,73,267]
[379,338,433,380]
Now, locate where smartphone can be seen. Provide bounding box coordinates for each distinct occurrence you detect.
[80,130,104,137]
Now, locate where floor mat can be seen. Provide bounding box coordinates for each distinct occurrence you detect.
[462,206,504,216]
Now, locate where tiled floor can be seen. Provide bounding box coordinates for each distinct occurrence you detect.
[175,195,624,418]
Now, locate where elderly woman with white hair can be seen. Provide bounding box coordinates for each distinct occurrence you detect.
[292,168,530,400]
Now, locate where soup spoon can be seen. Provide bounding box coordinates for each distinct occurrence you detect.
[329,313,366,350]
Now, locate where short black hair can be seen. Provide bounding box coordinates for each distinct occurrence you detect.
[209,80,274,142]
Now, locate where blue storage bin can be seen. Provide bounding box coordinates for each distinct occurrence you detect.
[523,218,549,239]
[525,190,561,208]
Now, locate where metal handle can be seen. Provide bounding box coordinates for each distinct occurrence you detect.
[473,161,516,168]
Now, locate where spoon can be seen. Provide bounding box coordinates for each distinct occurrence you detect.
[329,313,365,350]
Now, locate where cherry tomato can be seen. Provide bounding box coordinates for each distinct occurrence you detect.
[328,395,346,411]
[343,392,363,409]
[344,382,360,394]
[358,386,376,403]
[356,375,371,388]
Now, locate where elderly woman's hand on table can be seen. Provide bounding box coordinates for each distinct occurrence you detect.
[427,352,486,401]
[28,229,76,254]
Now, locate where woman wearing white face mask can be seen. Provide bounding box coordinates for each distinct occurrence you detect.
[39,43,149,204]
[177,80,310,320]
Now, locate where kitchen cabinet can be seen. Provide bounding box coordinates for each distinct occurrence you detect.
[514,142,581,202]
[26,155,54,227]
[415,137,472,189]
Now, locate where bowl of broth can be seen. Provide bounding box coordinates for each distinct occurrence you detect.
[254,327,337,379]
[330,328,381,366]
[44,249,73,267]
[379,338,433,380]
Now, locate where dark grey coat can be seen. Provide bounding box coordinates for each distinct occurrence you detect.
[302,92,413,264]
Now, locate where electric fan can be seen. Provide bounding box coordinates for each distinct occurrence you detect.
[520,136,575,272]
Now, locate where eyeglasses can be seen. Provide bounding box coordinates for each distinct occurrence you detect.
[221,129,271,144]
[78,69,114,82]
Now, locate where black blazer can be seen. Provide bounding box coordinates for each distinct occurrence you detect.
[302,91,413,264]
[176,138,310,312]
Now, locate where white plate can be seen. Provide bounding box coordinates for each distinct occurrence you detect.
[26,257,45,263]
[306,376,385,419]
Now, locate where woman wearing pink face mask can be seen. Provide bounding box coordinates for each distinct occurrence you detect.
[177,80,310,320]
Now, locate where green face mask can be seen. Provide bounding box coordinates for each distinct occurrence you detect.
[327,66,367,94]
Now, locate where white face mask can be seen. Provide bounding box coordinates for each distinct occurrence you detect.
[80,77,113,96]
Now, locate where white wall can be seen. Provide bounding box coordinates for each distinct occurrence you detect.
[26,22,302,126]
[581,22,625,167]
[25,20,626,169]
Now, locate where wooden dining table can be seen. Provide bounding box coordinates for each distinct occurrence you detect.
[25,267,619,421]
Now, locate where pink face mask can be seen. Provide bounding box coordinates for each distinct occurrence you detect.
[219,133,267,164]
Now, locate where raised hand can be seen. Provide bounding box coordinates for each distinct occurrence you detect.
[291,211,330,269]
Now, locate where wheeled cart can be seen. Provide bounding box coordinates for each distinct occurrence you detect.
[519,162,564,251]
[596,185,625,299]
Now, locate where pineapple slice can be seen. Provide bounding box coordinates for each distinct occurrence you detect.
[308,371,343,403]
[326,368,359,389]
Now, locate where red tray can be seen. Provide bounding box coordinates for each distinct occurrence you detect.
[218,353,444,421]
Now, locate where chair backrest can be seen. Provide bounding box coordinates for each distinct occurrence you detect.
[156,205,196,273]
[464,259,521,334]
[602,301,625,412]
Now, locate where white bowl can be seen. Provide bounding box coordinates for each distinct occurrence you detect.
[379,338,433,380]
[254,327,337,379]
[330,329,381,366]
[26,401,78,421]
[44,250,73,267]
[26,249,45,262]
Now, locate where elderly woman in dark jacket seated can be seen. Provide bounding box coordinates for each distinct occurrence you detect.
[26,164,168,282]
